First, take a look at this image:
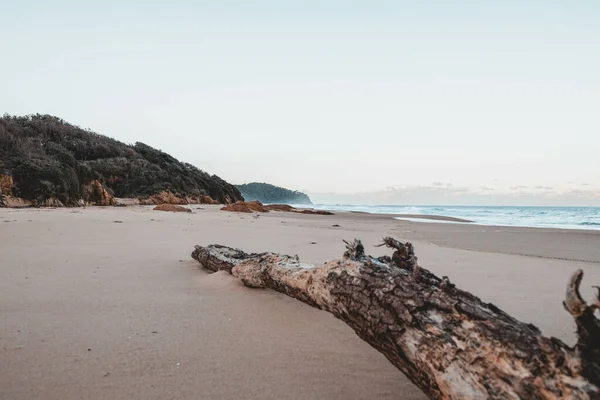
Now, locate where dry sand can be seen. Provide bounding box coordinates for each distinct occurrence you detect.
[1,206,599,399]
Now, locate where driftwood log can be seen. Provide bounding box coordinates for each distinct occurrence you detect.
[191,238,600,399]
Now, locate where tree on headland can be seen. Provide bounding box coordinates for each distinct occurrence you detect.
[236,182,312,205]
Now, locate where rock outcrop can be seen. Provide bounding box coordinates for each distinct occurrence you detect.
[0,174,116,208]
[297,209,334,215]
[0,173,13,207]
[245,201,268,212]
[153,204,192,213]
[202,195,220,205]
[221,202,334,215]
[220,201,255,213]
[139,191,220,206]
[0,174,13,196]
[82,180,116,206]
[220,201,269,213]
[263,204,295,212]
[0,173,34,207]
[264,203,334,215]
[139,191,187,205]
[0,196,32,208]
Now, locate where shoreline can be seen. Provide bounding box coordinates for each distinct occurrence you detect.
[391,213,473,223]
[276,207,600,263]
[314,206,600,232]
[4,201,600,231]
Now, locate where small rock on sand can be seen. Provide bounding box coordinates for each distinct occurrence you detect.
[153,204,192,213]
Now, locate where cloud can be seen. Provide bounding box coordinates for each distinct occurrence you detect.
[564,189,600,197]
[431,182,453,187]
[309,184,600,206]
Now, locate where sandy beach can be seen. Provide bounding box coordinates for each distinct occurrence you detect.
[2,206,599,400]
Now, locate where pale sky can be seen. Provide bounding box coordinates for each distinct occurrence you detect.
[2,1,599,205]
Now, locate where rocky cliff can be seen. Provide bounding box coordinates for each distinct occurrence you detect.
[0,114,243,207]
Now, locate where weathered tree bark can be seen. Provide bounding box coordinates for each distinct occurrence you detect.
[191,238,600,399]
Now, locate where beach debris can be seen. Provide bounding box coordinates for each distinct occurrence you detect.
[153,204,191,213]
[192,238,600,399]
[113,220,123,223]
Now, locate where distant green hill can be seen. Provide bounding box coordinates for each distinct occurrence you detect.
[0,114,243,206]
[236,182,312,205]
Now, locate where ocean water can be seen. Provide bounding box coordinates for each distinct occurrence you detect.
[307,205,600,230]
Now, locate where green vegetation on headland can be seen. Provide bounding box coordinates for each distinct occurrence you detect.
[236,182,312,205]
[0,114,243,206]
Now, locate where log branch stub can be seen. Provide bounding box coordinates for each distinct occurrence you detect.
[565,269,587,317]
[376,236,418,271]
[563,269,600,388]
[343,239,365,260]
[191,238,600,399]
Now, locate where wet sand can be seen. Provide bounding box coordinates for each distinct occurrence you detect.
[1,206,599,399]
[393,214,473,222]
